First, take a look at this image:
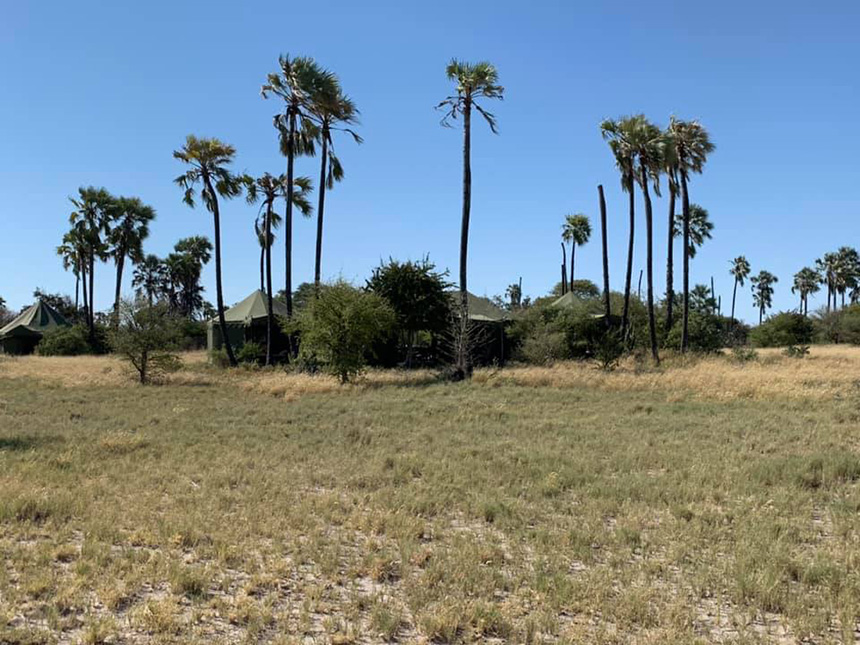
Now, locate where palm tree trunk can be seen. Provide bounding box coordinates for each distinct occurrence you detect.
[259,245,265,293]
[680,172,691,353]
[640,165,659,364]
[759,305,763,325]
[314,124,329,290]
[730,277,738,330]
[621,183,634,341]
[570,243,575,288]
[74,273,80,313]
[560,242,567,295]
[459,96,473,377]
[81,263,88,324]
[265,203,274,366]
[665,187,675,334]
[598,185,611,324]
[113,252,124,326]
[88,253,95,339]
[206,175,237,367]
[284,107,297,319]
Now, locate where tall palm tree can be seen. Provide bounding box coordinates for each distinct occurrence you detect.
[562,213,592,287]
[438,59,504,377]
[132,254,166,306]
[816,252,839,312]
[835,247,860,309]
[792,267,821,316]
[598,185,611,324]
[261,55,323,318]
[246,173,313,364]
[667,117,715,352]
[729,256,751,328]
[69,186,113,338]
[663,141,680,334]
[308,77,362,289]
[672,204,713,259]
[57,231,85,313]
[174,135,246,367]
[751,270,778,324]
[559,242,568,294]
[108,196,156,323]
[600,118,637,341]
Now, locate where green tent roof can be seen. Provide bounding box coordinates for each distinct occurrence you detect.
[550,292,583,309]
[211,290,290,326]
[0,301,70,340]
[448,291,508,322]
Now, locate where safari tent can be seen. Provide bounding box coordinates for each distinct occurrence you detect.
[550,291,582,310]
[207,290,290,354]
[0,300,71,355]
[449,291,510,364]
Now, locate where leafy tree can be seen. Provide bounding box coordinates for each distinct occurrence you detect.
[0,296,13,327]
[261,55,323,318]
[689,284,717,314]
[107,196,156,324]
[110,300,182,384]
[366,257,452,366]
[132,254,166,306]
[835,246,860,308]
[672,203,713,258]
[816,252,840,313]
[505,279,523,310]
[729,256,751,327]
[163,237,212,319]
[292,281,395,383]
[667,117,715,352]
[69,186,113,338]
[438,59,504,378]
[562,213,591,287]
[36,325,91,356]
[751,270,778,324]
[750,311,813,347]
[174,135,247,367]
[792,267,821,316]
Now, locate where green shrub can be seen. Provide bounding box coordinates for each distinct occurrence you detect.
[109,301,182,384]
[519,327,567,365]
[208,348,230,368]
[814,305,860,344]
[36,325,91,356]
[730,346,758,363]
[750,312,814,347]
[783,345,810,358]
[236,341,264,365]
[665,312,724,353]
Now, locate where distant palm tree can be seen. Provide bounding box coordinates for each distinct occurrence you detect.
[729,256,751,328]
[816,252,839,312]
[174,135,247,367]
[835,246,860,309]
[108,196,156,324]
[672,204,713,259]
[69,186,113,338]
[751,270,778,324]
[57,231,85,313]
[667,117,715,352]
[132,254,166,306]
[261,55,323,318]
[792,267,821,316]
[598,185,611,323]
[438,59,504,377]
[562,213,591,287]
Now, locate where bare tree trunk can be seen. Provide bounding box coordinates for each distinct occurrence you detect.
[665,186,675,333]
[640,165,659,364]
[560,242,567,295]
[599,185,611,325]
[637,270,643,301]
[710,276,716,315]
[621,183,635,341]
[284,108,296,319]
[680,172,691,353]
[314,124,329,290]
[260,245,265,293]
[205,174,237,367]
[458,96,473,377]
[81,263,89,324]
[88,253,95,340]
[75,273,80,313]
[265,203,274,366]
[570,242,575,288]
[113,252,125,326]
[730,277,738,330]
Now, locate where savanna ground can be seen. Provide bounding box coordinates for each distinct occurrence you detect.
[3,348,860,644]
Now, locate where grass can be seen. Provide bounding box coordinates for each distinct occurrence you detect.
[2,347,860,642]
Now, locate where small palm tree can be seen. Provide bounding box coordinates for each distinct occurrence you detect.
[816,252,840,312]
[792,267,821,316]
[133,255,166,306]
[438,59,504,377]
[174,135,246,367]
[672,204,713,258]
[751,270,778,324]
[108,196,156,324]
[69,186,113,338]
[835,247,860,308]
[729,256,751,327]
[57,232,85,313]
[562,213,591,287]
[667,117,715,352]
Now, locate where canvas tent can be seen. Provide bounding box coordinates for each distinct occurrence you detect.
[449,291,509,322]
[448,291,510,364]
[550,292,582,310]
[207,290,290,353]
[0,300,71,355]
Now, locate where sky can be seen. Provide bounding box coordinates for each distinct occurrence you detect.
[1,1,858,323]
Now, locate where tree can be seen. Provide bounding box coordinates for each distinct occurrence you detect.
[107,196,156,324]
[816,252,839,313]
[366,257,452,366]
[438,59,504,378]
[835,247,860,308]
[132,254,166,306]
[663,143,680,334]
[57,230,86,313]
[729,256,751,327]
[174,135,246,367]
[164,237,213,319]
[792,267,821,316]
[293,281,395,383]
[751,270,778,324]
[672,203,713,258]
[689,284,717,314]
[598,185,611,324]
[261,55,323,318]
[110,300,181,384]
[32,289,78,323]
[246,173,313,364]
[562,213,591,287]
[0,297,11,327]
[505,279,522,310]
[667,117,715,352]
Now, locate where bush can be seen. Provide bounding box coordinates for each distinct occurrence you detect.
[783,345,810,358]
[208,348,230,368]
[236,341,264,365]
[109,301,182,384]
[750,312,814,348]
[291,281,395,383]
[814,305,860,344]
[175,319,207,351]
[665,312,724,353]
[37,325,91,356]
[519,327,567,365]
[730,346,758,363]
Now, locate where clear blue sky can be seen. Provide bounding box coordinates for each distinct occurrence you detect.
[1,1,858,323]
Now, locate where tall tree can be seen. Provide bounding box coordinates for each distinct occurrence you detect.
[792,267,821,316]
[751,270,778,324]
[261,55,323,318]
[598,185,611,324]
[108,196,156,324]
[132,254,166,306]
[438,59,504,377]
[816,252,840,312]
[729,256,751,328]
[69,186,113,338]
[672,203,713,259]
[560,242,568,294]
[562,213,592,287]
[174,135,246,367]
[667,117,715,352]
[835,246,860,309]
[663,144,680,334]
[57,230,86,313]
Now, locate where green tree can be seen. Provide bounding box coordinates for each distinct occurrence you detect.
[261,55,323,318]
[164,237,213,319]
[132,254,166,306]
[792,267,821,316]
[667,117,715,352]
[107,196,156,324]
[751,270,778,324]
[174,135,246,366]
[663,140,680,334]
[729,256,751,328]
[110,300,181,384]
[816,252,839,312]
[57,230,87,314]
[672,203,713,258]
[562,213,591,287]
[438,59,504,378]
[835,247,860,308]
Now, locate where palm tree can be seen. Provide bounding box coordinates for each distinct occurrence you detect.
[792,267,821,316]
[261,55,323,318]
[667,117,715,352]
[69,186,113,338]
[246,173,313,364]
[57,232,85,313]
[171,237,213,318]
[672,203,713,258]
[663,141,680,334]
[598,185,611,324]
[562,213,591,287]
[816,252,839,312]
[308,76,362,289]
[835,247,860,309]
[751,270,778,324]
[132,254,166,306]
[174,135,246,367]
[108,196,156,323]
[729,256,751,328]
[438,59,504,377]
